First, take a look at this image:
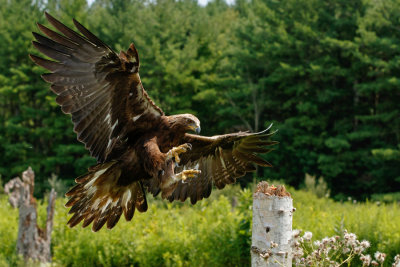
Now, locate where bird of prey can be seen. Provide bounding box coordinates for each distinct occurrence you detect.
[30,13,277,232]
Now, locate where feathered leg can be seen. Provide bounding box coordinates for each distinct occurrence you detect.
[160,144,201,198]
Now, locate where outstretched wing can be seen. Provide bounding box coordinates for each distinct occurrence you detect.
[30,12,164,162]
[167,125,277,204]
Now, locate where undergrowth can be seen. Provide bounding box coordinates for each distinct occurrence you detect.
[0,185,399,266]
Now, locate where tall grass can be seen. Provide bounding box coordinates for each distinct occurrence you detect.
[0,199,19,266]
[0,185,399,266]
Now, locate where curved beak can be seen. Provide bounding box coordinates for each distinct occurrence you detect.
[189,123,201,134]
[195,126,201,134]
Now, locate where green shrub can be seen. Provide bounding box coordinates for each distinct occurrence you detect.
[51,194,247,267]
[371,192,400,203]
[1,185,399,266]
[303,174,330,198]
[0,198,19,266]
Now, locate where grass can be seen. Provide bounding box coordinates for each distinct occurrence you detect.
[0,184,399,266]
[292,190,400,263]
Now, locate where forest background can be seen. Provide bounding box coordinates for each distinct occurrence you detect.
[0,0,399,200]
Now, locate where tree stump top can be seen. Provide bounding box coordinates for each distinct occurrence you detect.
[255,181,291,197]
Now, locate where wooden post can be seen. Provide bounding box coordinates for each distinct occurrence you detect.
[251,181,293,267]
[4,167,57,263]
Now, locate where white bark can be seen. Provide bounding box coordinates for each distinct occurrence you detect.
[4,167,57,263]
[251,182,293,267]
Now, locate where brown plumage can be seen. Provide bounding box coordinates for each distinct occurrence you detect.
[30,13,277,232]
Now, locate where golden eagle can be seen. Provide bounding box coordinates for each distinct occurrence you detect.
[30,13,277,232]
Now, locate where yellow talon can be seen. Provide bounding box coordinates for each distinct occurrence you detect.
[177,170,201,181]
[166,143,192,163]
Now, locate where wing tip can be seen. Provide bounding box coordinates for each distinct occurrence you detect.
[72,17,84,30]
[44,12,58,27]
[44,11,53,21]
[31,40,40,49]
[36,22,49,34]
[258,123,274,134]
[28,53,37,63]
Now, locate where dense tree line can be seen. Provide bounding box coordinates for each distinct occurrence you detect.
[0,0,399,199]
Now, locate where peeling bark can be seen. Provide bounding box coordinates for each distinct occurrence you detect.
[4,167,57,263]
[251,181,293,267]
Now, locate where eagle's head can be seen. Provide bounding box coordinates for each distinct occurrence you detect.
[168,114,201,134]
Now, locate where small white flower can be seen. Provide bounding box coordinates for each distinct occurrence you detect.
[305,255,313,265]
[303,231,313,241]
[314,240,321,247]
[371,260,379,266]
[360,254,372,266]
[344,232,357,241]
[324,247,332,255]
[360,240,371,249]
[322,237,331,245]
[343,247,351,254]
[354,246,364,255]
[344,232,357,246]
[311,250,321,258]
[393,254,400,267]
[293,247,304,258]
[292,229,301,239]
[374,251,386,263]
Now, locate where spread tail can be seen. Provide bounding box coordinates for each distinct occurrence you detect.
[65,161,147,232]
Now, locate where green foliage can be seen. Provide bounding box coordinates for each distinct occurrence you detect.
[303,173,330,198]
[0,0,399,199]
[226,0,400,198]
[1,186,400,266]
[0,0,96,195]
[0,193,248,267]
[0,197,19,266]
[47,173,70,196]
[0,175,3,194]
[371,192,400,204]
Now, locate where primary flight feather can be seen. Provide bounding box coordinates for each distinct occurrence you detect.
[30,13,277,232]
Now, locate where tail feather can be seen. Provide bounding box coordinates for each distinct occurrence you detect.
[65,161,148,232]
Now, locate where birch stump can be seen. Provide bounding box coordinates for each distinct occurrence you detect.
[4,167,57,263]
[251,181,293,267]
